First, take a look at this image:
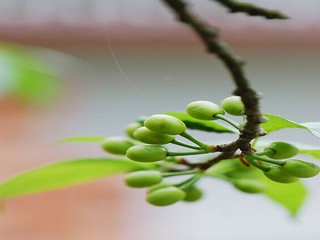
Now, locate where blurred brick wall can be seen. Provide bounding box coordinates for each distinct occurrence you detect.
[0,0,319,49]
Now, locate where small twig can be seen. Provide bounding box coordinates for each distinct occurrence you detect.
[213,0,289,19]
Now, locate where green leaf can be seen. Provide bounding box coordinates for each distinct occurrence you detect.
[299,149,320,160]
[206,159,307,215]
[263,178,308,216]
[165,112,236,133]
[262,113,306,133]
[60,136,105,143]
[262,114,320,141]
[0,158,150,199]
[204,159,242,175]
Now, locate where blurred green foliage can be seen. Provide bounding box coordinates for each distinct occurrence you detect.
[0,42,60,106]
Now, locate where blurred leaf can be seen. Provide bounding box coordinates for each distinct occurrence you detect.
[166,112,236,133]
[0,158,150,199]
[206,159,308,215]
[60,136,105,143]
[0,43,60,105]
[14,73,59,104]
[299,149,320,160]
[263,178,307,216]
[205,159,244,176]
[206,158,259,178]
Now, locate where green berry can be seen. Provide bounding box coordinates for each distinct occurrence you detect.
[183,186,203,202]
[133,127,175,144]
[221,96,244,116]
[146,186,186,206]
[125,122,143,139]
[124,170,162,188]
[126,145,167,162]
[263,165,299,183]
[264,142,299,159]
[186,101,225,120]
[233,179,266,193]
[281,160,320,178]
[144,114,186,135]
[101,137,135,155]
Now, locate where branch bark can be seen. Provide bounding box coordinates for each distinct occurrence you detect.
[213,0,289,19]
[161,0,267,169]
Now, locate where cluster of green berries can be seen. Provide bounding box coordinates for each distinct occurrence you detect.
[101,112,210,206]
[126,114,185,162]
[100,96,319,206]
[102,96,245,162]
[123,113,208,206]
[187,96,244,119]
[124,97,246,164]
[248,141,320,183]
[123,170,203,206]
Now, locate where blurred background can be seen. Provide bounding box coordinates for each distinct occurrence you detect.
[0,0,319,239]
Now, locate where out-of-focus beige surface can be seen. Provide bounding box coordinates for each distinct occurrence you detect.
[0,98,133,240]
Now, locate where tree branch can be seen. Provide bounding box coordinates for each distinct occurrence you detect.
[161,0,266,169]
[213,0,289,19]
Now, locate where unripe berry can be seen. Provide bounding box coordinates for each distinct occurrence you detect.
[263,166,299,183]
[221,96,244,116]
[124,170,162,188]
[125,122,143,139]
[186,101,225,120]
[264,142,299,159]
[133,127,175,144]
[126,145,167,162]
[281,160,320,178]
[101,137,135,155]
[144,114,186,135]
[183,186,203,202]
[146,186,186,206]
[233,179,266,193]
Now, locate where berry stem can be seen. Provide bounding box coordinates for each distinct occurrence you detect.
[249,154,286,166]
[245,155,271,172]
[180,131,208,149]
[255,149,273,156]
[162,170,197,177]
[171,140,203,150]
[215,114,241,131]
[175,173,202,190]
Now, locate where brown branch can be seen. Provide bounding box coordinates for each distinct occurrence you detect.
[161,0,266,169]
[213,0,289,19]
[199,152,237,170]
